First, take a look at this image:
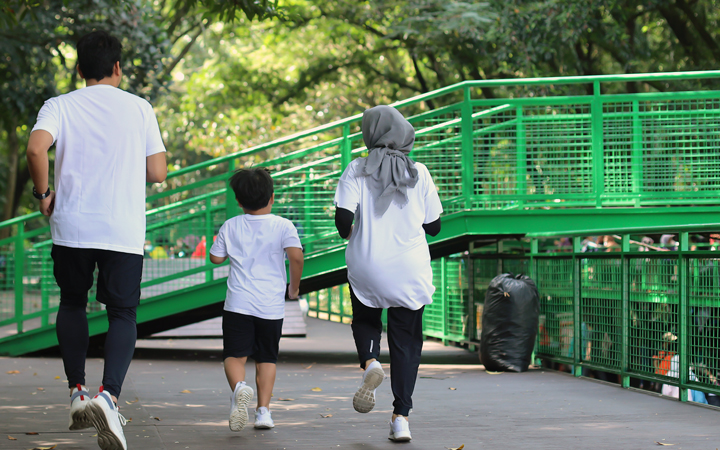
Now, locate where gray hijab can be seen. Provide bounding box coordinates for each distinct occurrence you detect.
[355,105,419,216]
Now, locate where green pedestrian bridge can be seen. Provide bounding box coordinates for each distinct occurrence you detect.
[2,71,720,404]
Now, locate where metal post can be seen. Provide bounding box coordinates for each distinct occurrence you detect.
[631,100,643,207]
[338,284,345,320]
[573,236,582,377]
[516,106,526,208]
[441,257,448,344]
[205,197,213,282]
[591,81,605,208]
[678,232,689,402]
[621,234,630,388]
[226,158,238,219]
[460,86,474,209]
[303,168,314,253]
[41,247,50,327]
[467,253,475,344]
[531,239,540,365]
[14,222,25,334]
[341,124,352,170]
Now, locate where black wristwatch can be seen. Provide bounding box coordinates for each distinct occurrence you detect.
[32,186,51,200]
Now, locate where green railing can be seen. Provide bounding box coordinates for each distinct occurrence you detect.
[311,233,720,403]
[3,70,720,348]
[530,232,720,403]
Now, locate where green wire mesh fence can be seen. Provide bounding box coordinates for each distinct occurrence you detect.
[3,71,720,361]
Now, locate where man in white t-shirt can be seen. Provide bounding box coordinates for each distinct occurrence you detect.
[26,30,167,450]
[209,168,304,433]
[334,105,443,442]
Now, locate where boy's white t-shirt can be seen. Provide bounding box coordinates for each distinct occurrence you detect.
[210,214,302,320]
[31,84,166,255]
[334,159,443,310]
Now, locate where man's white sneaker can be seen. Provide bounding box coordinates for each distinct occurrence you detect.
[254,406,275,429]
[388,416,412,441]
[69,384,92,430]
[87,387,128,450]
[353,360,384,413]
[229,382,254,432]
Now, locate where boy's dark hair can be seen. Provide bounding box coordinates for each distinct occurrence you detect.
[229,168,274,211]
[76,30,122,81]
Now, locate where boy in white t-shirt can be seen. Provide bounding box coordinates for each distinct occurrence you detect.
[209,168,303,432]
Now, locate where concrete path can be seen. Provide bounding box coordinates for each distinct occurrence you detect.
[1,318,719,450]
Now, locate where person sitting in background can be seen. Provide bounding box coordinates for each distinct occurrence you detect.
[150,237,169,259]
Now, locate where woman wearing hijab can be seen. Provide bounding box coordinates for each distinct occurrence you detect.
[333,105,443,442]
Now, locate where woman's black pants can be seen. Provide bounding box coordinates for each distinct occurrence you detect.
[349,285,424,416]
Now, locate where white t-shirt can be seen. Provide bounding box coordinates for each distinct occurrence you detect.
[334,159,443,310]
[210,214,302,320]
[32,85,166,255]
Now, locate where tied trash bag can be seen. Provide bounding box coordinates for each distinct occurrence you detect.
[480,273,539,372]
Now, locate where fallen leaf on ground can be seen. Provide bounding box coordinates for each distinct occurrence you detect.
[6,370,20,374]
[655,443,675,446]
[54,376,61,380]
[25,432,39,435]
[311,387,322,392]
[29,446,57,450]
[320,414,333,418]
[37,387,44,391]
[277,398,295,401]
[153,417,161,421]
[7,436,17,440]
[180,390,192,394]
[304,362,316,369]
[449,387,457,390]
[446,445,464,450]
[125,398,139,404]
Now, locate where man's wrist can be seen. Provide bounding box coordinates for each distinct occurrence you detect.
[32,186,51,200]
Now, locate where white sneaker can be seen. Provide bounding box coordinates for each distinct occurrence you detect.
[254,406,275,429]
[388,416,412,441]
[353,360,384,413]
[69,384,92,430]
[229,382,254,432]
[87,387,128,450]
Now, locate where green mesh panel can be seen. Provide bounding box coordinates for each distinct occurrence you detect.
[536,258,573,359]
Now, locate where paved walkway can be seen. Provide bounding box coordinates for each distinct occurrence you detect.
[2,318,719,450]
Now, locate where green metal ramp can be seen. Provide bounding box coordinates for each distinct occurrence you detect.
[3,70,720,356]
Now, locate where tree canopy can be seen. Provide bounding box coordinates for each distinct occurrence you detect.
[2,0,720,220]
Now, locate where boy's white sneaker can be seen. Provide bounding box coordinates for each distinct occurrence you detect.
[229,382,254,432]
[87,387,128,450]
[353,360,384,413]
[68,384,92,430]
[388,416,412,441]
[254,406,275,429]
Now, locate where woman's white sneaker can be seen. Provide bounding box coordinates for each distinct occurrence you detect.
[87,387,128,450]
[353,360,384,413]
[229,382,254,431]
[68,384,92,430]
[254,406,275,429]
[388,416,412,441]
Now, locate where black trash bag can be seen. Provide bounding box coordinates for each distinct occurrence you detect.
[480,273,539,372]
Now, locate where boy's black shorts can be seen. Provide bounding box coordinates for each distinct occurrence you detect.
[222,310,283,363]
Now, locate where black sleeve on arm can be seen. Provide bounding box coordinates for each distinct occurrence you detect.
[422,217,441,237]
[335,207,354,239]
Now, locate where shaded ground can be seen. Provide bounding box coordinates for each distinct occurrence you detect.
[1,318,718,450]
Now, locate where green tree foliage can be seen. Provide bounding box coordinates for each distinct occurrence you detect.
[0,0,171,223]
[4,0,720,220]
